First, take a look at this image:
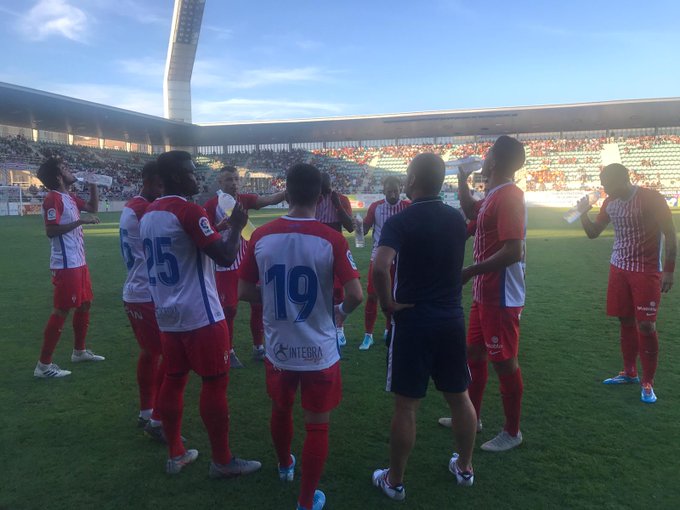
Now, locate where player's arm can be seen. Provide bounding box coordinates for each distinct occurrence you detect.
[332,192,355,232]
[202,204,247,267]
[457,170,479,220]
[334,278,363,325]
[462,239,523,285]
[659,212,677,293]
[580,196,608,239]
[45,217,100,238]
[363,203,376,234]
[373,246,413,313]
[80,183,99,213]
[254,191,286,209]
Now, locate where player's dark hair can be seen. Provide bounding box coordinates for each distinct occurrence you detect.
[156,150,193,189]
[492,135,525,176]
[383,175,401,188]
[408,153,445,195]
[220,166,238,174]
[600,163,630,184]
[141,161,159,182]
[287,163,321,206]
[36,157,62,190]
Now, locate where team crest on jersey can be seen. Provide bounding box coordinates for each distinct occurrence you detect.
[346,250,358,270]
[47,208,57,221]
[199,216,214,236]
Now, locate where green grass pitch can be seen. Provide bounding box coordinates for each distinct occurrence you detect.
[1,208,679,509]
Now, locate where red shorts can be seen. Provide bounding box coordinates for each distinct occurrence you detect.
[607,265,661,322]
[467,301,522,362]
[215,270,239,309]
[367,260,396,295]
[124,301,162,356]
[51,265,93,310]
[161,320,230,377]
[265,359,342,413]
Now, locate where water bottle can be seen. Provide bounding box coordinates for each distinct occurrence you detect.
[354,213,365,248]
[75,172,113,187]
[563,191,601,224]
[216,189,257,241]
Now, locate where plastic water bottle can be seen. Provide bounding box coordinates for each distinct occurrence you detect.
[354,213,365,248]
[75,172,113,187]
[563,191,601,224]
[216,189,257,241]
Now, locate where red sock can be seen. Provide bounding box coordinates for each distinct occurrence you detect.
[40,313,66,364]
[200,374,231,465]
[158,373,189,458]
[151,357,166,422]
[72,310,89,351]
[250,303,264,347]
[271,406,294,467]
[620,322,639,376]
[223,306,237,350]
[299,422,329,509]
[638,330,659,386]
[136,350,159,412]
[467,358,488,419]
[364,296,378,334]
[499,368,523,437]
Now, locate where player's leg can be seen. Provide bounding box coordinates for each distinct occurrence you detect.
[464,302,488,422]
[190,321,260,477]
[362,261,377,350]
[36,268,75,377]
[482,306,523,452]
[265,360,297,480]
[333,276,346,346]
[71,267,104,362]
[604,265,639,383]
[217,270,243,368]
[250,301,265,360]
[631,271,662,402]
[297,362,341,510]
[442,391,476,485]
[125,302,156,424]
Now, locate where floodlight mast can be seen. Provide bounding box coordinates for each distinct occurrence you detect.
[163,0,206,123]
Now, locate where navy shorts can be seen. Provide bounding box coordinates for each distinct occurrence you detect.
[386,316,469,398]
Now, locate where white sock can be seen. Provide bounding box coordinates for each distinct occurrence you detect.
[139,409,153,420]
[365,333,373,339]
[149,418,162,428]
[37,361,50,369]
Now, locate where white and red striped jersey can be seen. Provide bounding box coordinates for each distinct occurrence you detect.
[42,191,87,270]
[364,198,411,260]
[140,195,225,332]
[240,216,360,371]
[120,196,152,303]
[315,192,352,231]
[204,193,258,272]
[596,186,672,273]
[472,183,527,307]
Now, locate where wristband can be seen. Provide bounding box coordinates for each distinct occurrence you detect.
[663,260,675,273]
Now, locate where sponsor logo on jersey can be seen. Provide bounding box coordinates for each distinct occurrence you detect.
[199,216,215,236]
[346,250,358,270]
[47,208,57,221]
[273,342,323,363]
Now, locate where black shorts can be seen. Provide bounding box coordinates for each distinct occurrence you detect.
[386,316,469,398]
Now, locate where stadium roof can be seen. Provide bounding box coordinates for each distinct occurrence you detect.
[2,82,680,147]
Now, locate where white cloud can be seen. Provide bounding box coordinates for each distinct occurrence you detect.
[203,24,233,41]
[118,57,166,79]
[192,60,333,90]
[194,98,345,122]
[18,0,89,42]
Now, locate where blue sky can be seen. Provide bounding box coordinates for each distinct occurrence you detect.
[0,0,679,123]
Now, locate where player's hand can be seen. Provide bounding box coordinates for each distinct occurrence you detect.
[215,216,231,232]
[461,265,476,285]
[331,191,341,208]
[227,203,248,231]
[576,195,592,214]
[381,301,414,314]
[661,271,674,293]
[80,215,100,225]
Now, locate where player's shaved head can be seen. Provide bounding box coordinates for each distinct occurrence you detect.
[141,161,159,182]
[600,163,630,184]
[383,176,401,188]
[37,157,62,190]
[489,136,526,177]
[406,153,445,197]
[157,150,197,196]
[287,163,321,206]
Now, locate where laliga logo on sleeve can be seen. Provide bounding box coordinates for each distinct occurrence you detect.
[346,250,358,270]
[47,208,57,221]
[198,216,215,237]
